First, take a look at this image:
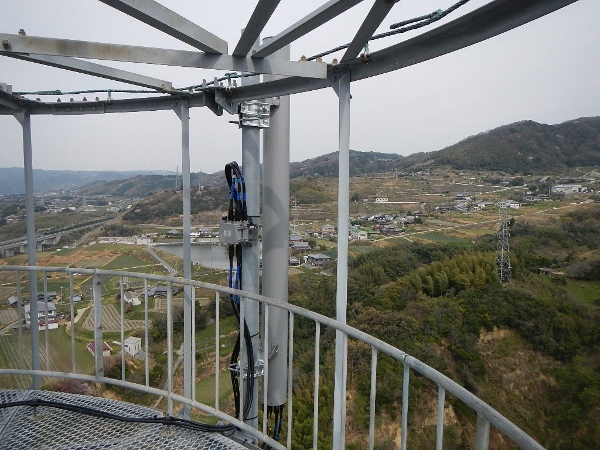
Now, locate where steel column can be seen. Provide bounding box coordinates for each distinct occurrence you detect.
[332,70,350,450]
[15,111,40,389]
[175,102,193,417]
[241,67,261,430]
[262,38,290,407]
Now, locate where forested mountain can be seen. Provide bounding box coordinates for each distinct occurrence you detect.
[288,117,600,177]
[434,117,600,172]
[3,116,598,195]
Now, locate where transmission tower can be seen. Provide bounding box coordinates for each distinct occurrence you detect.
[496,205,512,283]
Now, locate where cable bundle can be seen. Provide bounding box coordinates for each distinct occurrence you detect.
[224,161,255,422]
[261,404,285,449]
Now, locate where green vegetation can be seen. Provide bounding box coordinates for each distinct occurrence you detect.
[284,205,600,449]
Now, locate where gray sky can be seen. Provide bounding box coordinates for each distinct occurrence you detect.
[1,0,599,174]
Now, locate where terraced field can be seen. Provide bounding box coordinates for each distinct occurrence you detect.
[81,304,146,332]
[0,330,92,389]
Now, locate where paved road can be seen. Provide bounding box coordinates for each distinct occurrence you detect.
[146,246,177,276]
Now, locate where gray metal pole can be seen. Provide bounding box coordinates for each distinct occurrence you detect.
[262,38,290,407]
[332,71,351,450]
[175,102,193,417]
[15,111,40,389]
[241,70,261,429]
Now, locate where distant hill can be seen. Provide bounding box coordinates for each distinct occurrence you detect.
[0,168,174,195]
[434,117,600,172]
[3,117,598,196]
[288,117,600,177]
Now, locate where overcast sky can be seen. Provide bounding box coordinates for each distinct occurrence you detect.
[1,0,599,175]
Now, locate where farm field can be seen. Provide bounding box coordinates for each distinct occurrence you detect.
[0,328,94,389]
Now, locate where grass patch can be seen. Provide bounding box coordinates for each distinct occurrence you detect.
[102,255,150,270]
[414,233,469,243]
[53,247,79,257]
[194,369,234,407]
[564,279,600,305]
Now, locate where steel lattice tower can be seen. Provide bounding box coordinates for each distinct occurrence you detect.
[496,206,512,283]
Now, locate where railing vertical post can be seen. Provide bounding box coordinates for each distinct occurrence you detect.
[332,69,351,450]
[262,303,269,437]
[144,278,149,387]
[69,273,76,374]
[120,276,125,381]
[166,280,174,416]
[239,294,246,423]
[93,272,104,380]
[215,291,220,411]
[191,286,196,402]
[43,269,50,371]
[436,386,446,450]
[401,364,410,450]
[369,347,378,450]
[475,414,490,450]
[312,322,321,450]
[286,312,294,450]
[16,270,24,371]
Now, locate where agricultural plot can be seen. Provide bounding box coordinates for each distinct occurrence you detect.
[0,330,93,389]
[0,309,17,326]
[102,255,152,270]
[81,304,146,332]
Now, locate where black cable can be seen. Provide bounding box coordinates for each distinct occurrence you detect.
[307,0,471,61]
[224,161,255,422]
[0,398,237,434]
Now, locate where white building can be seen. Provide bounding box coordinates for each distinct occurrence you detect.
[25,301,58,330]
[551,184,586,195]
[123,291,141,306]
[375,197,389,203]
[497,200,521,209]
[124,336,142,357]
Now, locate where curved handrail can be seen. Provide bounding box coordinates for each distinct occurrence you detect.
[0,265,545,450]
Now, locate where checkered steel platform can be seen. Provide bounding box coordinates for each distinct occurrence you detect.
[0,390,252,450]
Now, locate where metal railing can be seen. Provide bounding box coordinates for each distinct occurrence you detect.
[0,265,545,450]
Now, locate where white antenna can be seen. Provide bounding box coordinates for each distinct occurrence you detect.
[175,165,179,191]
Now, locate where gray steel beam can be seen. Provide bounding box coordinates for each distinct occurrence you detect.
[174,102,193,418]
[240,60,261,430]
[233,0,281,56]
[229,0,578,101]
[332,71,350,450]
[252,0,364,58]
[0,0,577,115]
[14,111,40,389]
[340,0,399,63]
[348,0,578,78]
[6,54,172,90]
[0,34,326,79]
[262,40,291,408]
[98,0,227,54]
[0,91,218,116]
[0,93,20,110]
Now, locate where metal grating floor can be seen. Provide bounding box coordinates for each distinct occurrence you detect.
[0,390,251,450]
